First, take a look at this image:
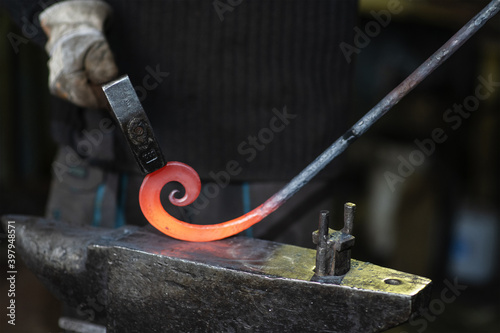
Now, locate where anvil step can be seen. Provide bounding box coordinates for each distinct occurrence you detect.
[2,215,431,333]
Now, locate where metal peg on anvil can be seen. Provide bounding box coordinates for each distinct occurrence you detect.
[312,203,356,277]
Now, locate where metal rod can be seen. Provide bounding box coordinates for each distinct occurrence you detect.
[315,210,330,276]
[262,0,500,211]
[343,203,356,235]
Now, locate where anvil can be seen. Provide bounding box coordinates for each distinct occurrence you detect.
[2,215,431,332]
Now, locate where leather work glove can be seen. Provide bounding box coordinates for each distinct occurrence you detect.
[40,0,118,108]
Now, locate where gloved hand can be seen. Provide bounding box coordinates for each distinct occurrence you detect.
[40,0,118,108]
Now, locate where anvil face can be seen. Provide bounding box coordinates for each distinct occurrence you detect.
[2,216,431,332]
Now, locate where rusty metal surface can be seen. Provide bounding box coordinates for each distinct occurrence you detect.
[2,215,431,332]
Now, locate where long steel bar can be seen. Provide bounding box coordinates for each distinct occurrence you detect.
[262,0,500,211]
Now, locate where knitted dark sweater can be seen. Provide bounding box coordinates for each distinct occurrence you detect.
[2,0,356,181]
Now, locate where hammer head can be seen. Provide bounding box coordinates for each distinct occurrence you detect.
[102,75,165,174]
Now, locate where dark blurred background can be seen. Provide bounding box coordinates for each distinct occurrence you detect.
[1,0,499,332]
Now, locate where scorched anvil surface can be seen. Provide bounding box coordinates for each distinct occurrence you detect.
[2,215,431,332]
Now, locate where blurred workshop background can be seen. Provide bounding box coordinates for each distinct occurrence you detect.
[1,0,499,332]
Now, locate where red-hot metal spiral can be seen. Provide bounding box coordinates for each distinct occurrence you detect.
[139,162,276,242]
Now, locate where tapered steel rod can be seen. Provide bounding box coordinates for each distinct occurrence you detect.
[263,0,500,211]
